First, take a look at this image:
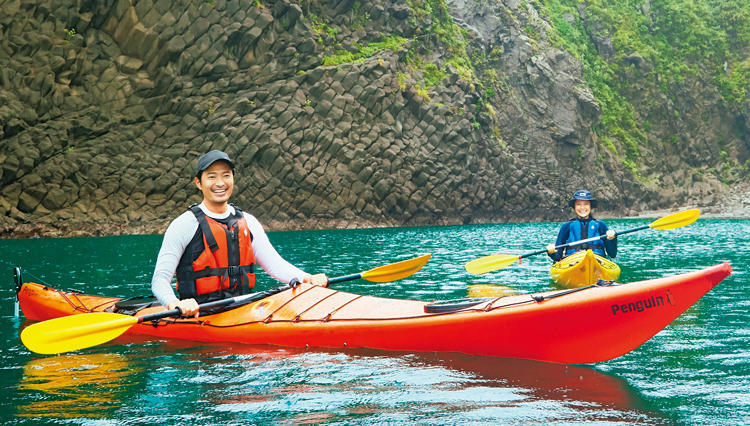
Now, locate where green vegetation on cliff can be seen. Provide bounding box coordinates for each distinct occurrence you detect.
[321,35,408,66]
[538,0,643,175]
[406,0,475,82]
[311,0,748,180]
[538,0,749,177]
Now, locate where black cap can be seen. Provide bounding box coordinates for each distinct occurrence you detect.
[196,150,234,177]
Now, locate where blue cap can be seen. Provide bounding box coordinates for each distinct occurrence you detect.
[569,189,597,208]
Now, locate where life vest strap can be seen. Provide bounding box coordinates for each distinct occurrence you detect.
[177,264,254,280]
[189,205,219,252]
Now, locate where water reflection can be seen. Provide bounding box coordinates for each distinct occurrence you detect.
[407,351,644,411]
[142,341,660,423]
[17,352,133,419]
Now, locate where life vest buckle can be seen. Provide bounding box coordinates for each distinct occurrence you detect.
[227,265,241,279]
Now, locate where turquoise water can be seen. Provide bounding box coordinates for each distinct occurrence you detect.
[1,218,747,424]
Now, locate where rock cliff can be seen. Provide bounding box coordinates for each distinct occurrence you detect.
[0,0,747,237]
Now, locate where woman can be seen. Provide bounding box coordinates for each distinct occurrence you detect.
[546,190,617,262]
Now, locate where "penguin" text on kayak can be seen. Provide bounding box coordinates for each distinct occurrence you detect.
[611,295,664,315]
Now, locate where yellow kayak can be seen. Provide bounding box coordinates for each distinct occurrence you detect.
[550,249,620,288]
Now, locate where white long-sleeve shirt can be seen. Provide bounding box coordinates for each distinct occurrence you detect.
[151,203,308,306]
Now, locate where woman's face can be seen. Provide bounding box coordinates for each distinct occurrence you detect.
[574,200,591,219]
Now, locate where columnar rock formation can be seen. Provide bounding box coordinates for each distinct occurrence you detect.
[0,0,746,237]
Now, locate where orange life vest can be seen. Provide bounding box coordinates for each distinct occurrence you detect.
[175,204,255,303]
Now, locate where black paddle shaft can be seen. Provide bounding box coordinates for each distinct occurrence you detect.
[137,281,299,323]
[136,259,416,323]
[535,224,650,258]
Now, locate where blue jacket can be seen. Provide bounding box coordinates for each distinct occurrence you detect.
[548,217,617,262]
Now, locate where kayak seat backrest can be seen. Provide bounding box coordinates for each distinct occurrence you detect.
[111,296,160,316]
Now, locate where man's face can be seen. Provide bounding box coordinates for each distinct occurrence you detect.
[574,200,591,219]
[195,161,234,210]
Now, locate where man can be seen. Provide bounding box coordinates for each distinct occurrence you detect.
[546,189,617,262]
[151,150,327,317]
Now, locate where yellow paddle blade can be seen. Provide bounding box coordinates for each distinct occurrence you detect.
[21,312,139,355]
[465,254,521,275]
[649,209,701,230]
[361,254,431,282]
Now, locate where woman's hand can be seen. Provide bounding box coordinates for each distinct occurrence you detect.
[546,243,556,254]
[606,229,616,240]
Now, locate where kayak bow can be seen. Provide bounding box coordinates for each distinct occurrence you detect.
[550,249,621,287]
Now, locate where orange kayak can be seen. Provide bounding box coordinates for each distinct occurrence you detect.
[17,262,732,364]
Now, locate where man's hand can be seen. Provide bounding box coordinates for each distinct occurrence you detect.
[546,243,556,254]
[168,298,199,318]
[304,273,329,287]
[606,229,616,240]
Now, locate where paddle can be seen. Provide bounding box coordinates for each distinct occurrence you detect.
[465,209,700,274]
[21,254,431,355]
